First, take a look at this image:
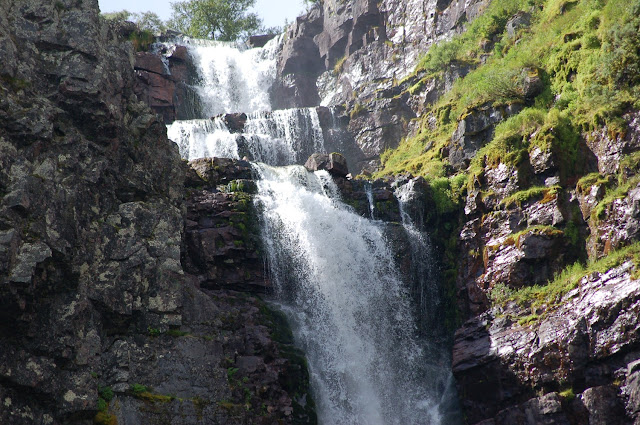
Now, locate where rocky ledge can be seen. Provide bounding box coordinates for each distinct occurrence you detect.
[453,260,640,424]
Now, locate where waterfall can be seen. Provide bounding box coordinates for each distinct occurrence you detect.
[254,164,452,425]
[165,36,328,166]
[181,35,282,116]
[167,108,326,164]
[395,179,441,336]
[364,182,376,219]
[164,32,459,424]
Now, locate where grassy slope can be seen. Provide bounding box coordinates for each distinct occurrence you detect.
[375,0,640,315]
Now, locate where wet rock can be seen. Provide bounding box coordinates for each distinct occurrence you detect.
[222,112,248,132]
[304,152,349,177]
[189,157,253,186]
[133,41,198,123]
[249,34,277,48]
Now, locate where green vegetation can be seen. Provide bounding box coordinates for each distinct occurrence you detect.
[129,384,175,403]
[129,384,151,395]
[349,103,366,119]
[593,174,640,220]
[334,56,347,74]
[168,0,262,41]
[378,0,640,185]
[94,411,117,425]
[491,242,640,318]
[102,10,166,33]
[559,387,576,401]
[500,185,560,208]
[95,386,116,425]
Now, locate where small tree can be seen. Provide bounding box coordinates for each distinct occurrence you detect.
[168,0,262,41]
[102,10,166,33]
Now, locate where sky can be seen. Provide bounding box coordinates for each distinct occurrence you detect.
[98,0,306,29]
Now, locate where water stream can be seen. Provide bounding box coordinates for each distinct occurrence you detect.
[254,164,449,424]
[166,36,457,424]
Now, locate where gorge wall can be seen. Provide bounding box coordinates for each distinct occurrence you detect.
[2,0,640,423]
[0,1,314,424]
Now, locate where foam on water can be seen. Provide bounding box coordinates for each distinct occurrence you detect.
[254,163,448,425]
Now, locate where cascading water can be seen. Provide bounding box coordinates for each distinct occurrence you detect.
[164,30,460,424]
[395,180,441,333]
[167,108,326,164]
[254,164,455,425]
[182,36,282,116]
[165,36,328,165]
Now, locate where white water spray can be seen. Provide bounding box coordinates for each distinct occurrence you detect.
[183,35,282,116]
[255,164,447,425]
[167,108,326,164]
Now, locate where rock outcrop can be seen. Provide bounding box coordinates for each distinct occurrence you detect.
[133,43,199,124]
[453,261,640,424]
[272,0,491,172]
[0,1,313,424]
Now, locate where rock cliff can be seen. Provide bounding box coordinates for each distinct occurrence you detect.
[0,1,312,424]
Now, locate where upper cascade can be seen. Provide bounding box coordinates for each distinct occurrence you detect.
[166,34,283,118]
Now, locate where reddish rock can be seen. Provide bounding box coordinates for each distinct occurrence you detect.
[134,51,166,75]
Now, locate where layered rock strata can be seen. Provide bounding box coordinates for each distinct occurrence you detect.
[0,1,313,424]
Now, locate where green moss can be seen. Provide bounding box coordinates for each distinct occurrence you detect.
[129,384,151,395]
[94,411,117,425]
[576,172,614,194]
[500,185,560,208]
[593,175,640,220]
[128,29,155,52]
[350,103,366,119]
[99,386,114,402]
[559,388,576,401]
[333,56,347,74]
[493,242,640,314]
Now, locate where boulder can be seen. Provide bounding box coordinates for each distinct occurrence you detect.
[222,112,248,132]
[449,103,523,169]
[248,34,277,48]
[304,152,349,177]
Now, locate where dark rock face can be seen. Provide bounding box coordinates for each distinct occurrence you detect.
[453,261,640,424]
[134,44,198,124]
[183,159,269,292]
[304,152,349,176]
[0,2,313,424]
[272,0,490,171]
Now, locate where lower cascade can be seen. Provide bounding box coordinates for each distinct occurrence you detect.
[253,163,456,425]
